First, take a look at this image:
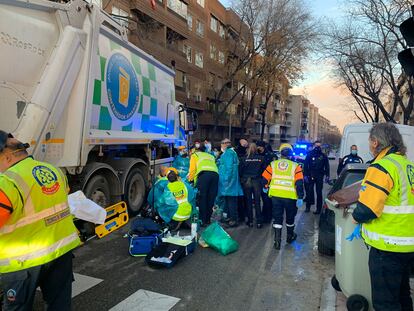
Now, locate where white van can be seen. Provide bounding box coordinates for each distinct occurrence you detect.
[339,123,414,162]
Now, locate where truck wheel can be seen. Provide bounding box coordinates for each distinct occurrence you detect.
[125,167,146,215]
[84,174,111,208]
[346,294,368,311]
[331,275,341,292]
[318,231,335,256]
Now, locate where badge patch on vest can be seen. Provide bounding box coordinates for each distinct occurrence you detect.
[277,161,289,171]
[32,166,60,195]
[6,289,16,302]
[407,165,414,194]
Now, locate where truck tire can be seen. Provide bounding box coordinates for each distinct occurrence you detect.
[125,167,146,215]
[318,231,335,256]
[84,174,111,208]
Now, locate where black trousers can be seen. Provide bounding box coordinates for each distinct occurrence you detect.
[271,197,297,228]
[369,247,414,311]
[196,171,219,224]
[305,176,324,212]
[224,196,238,222]
[241,178,262,224]
[261,191,273,223]
[1,251,74,311]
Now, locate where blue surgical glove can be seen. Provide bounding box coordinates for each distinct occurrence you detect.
[325,176,330,184]
[296,199,303,208]
[346,224,362,241]
[304,176,310,183]
[263,187,268,194]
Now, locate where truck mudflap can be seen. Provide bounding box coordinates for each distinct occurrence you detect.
[95,201,129,239]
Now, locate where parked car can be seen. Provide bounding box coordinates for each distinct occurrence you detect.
[317,163,368,256]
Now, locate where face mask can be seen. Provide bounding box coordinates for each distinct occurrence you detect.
[205,143,211,151]
[351,150,357,156]
[214,151,219,157]
[195,143,200,149]
[314,146,321,152]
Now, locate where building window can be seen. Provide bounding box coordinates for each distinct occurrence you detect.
[208,73,215,87]
[183,45,192,63]
[167,0,187,19]
[218,51,225,64]
[210,15,218,32]
[219,24,225,38]
[196,20,204,37]
[187,14,193,30]
[210,44,217,60]
[195,52,204,68]
[196,0,204,8]
[111,6,129,29]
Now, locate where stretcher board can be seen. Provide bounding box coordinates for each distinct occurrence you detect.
[95,201,129,238]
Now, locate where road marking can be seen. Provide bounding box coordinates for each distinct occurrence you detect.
[72,273,103,298]
[109,289,180,311]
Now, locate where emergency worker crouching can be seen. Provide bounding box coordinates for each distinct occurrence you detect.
[0,131,80,310]
[155,170,195,231]
[262,144,304,250]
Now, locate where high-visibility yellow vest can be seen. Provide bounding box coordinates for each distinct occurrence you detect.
[167,181,192,221]
[0,157,80,273]
[361,153,414,253]
[195,152,218,180]
[268,159,298,200]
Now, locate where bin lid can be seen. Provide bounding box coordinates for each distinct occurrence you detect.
[327,181,362,208]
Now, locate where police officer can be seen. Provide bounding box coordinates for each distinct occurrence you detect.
[0,131,80,310]
[304,140,330,214]
[187,145,219,226]
[352,123,414,311]
[262,144,304,249]
[239,143,265,228]
[337,144,363,176]
[257,141,276,223]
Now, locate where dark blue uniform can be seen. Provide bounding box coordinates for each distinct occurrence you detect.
[337,153,363,176]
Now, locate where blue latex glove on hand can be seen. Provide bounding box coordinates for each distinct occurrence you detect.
[325,176,330,184]
[304,176,310,183]
[346,224,362,241]
[262,187,268,194]
[296,199,303,208]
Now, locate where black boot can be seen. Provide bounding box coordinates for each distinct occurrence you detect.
[286,225,297,244]
[274,228,282,250]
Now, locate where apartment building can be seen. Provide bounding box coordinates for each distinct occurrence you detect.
[285,95,311,144]
[318,114,331,141]
[308,104,319,142]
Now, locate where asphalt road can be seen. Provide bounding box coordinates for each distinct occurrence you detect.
[31,160,341,311]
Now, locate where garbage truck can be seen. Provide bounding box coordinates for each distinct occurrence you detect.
[0,0,189,214]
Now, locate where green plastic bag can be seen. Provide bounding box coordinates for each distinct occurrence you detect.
[201,222,239,255]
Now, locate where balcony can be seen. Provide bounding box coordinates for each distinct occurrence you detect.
[285,108,292,115]
[167,43,186,58]
[285,121,292,127]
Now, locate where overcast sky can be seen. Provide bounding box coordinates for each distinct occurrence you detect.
[219,0,353,132]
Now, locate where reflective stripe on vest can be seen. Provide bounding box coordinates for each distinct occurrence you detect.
[268,159,297,200]
[361,153,414,253]
[0,158,80,273]
[0,232,79,267]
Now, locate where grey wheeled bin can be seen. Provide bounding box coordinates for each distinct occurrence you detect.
[326,199,372,311]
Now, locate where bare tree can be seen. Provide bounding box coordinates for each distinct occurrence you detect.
[209,0,316,138]
[322,0,414,124]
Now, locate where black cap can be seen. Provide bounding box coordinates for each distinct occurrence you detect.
[0,131,13,153]
[0,131,29,153]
